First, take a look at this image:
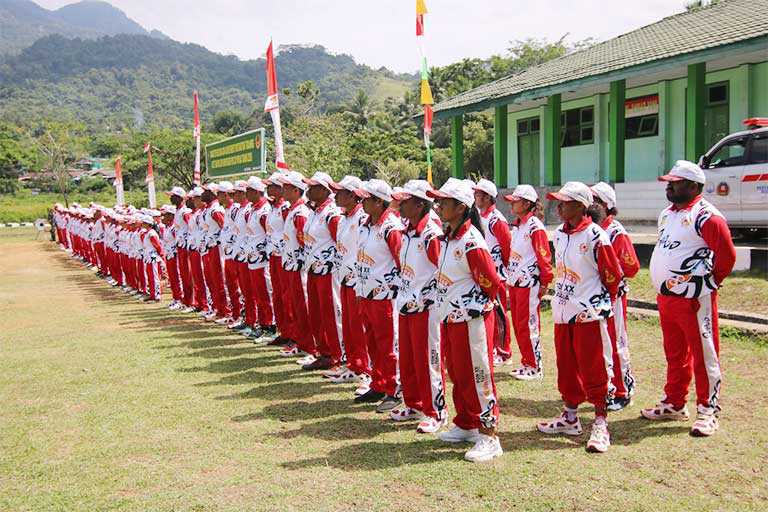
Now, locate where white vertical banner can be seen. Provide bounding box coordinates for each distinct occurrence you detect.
[114,156,125,206]
[143,143,157,208]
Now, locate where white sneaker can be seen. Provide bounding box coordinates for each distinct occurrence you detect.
[167,301,181,310]
[354,374,372,396]
[227,319,245,330]
[240,327,254,338]
[513,366,542,381]
[215,316,232,325]
[690,406,719,437]
[438,425,480,444]
[389,406,422,422]
[416,416,447,434]
[536,411,583,436]
[296,354,316,365]
[327,368,357,384]
[641,402,690,421]
[586,418,611,453]
[182,306,197,314]
[464,434,503,463]
[279,344,300,357]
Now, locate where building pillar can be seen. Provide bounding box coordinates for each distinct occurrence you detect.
[451,115,464,179]
[686,62,706,162]
[493,106,508,187]
[543,94,561,186]
[609,80,626,183]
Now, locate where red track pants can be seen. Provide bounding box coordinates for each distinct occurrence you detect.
[340,284,368,375]
[269,256,291,336]
[443,312,498,430]
[359,298,398,396]
[165,256,183,302]
[307,273,342,364]
[509,284,543,370]
[136,258,146,293]
[399,308,446,420]
[249,265,274,328]
[202,246,230,318]
[188,250,208,311]
[658,292,721,412]
[93,242,106,274]
[238,261,257,327]
[554,319,615,417]
[224,258,242,320]
[145,261,161,300]
[283,269,315,354]
[176,247,194,307]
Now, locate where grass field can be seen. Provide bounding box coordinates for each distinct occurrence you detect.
[1,228,767,511]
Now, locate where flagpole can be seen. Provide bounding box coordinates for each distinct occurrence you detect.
[144,143,157,208]
[114,156,125,206]
[264,40,288,170]
[193,91,202,185]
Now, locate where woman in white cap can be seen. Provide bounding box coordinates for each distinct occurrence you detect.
[537,181,623,453]
[328,175,370,391]
[588,182,640,411]
[159,205,183,309]
[473,178,513,366]
[502,184,553,381]
[353,178,404,413]
[167,187,195,312]
[186,187,211,315]
[264,173,292,346]
[217,181,244,327]
[390,179,447,433]
[140,213,164,302]
[427,177,503,463]
[200,184,231,323]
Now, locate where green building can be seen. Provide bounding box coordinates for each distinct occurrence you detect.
[432,0,768,220]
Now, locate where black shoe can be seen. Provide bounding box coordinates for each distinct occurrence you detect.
[375,395,402,413]
[354,389,385,404]
[267,336,289,346]
[262,325,277,336]
[302,356,333,371]
[606,395,632,412]
[248,327,264,340]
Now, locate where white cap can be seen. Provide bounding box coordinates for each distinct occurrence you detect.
[357,179,393,202]
[304,171,334,191]
[503,184,538,203]
[217,181,234,194]
[167,186,186,198]
[546,181,593,208]
[147,209,161,217]
[391,179,434,201]
[590,182,617,209]
[658,160,706,184]
[473,178,498,198]
[280,171,308,191]
[427,177,475,207]
[203,182,219,193]
[160,204,177,214]
[139,214,154,224]
[233,180,248,192]
[188,186,204,198]
[330,175,363,194]
[246,175,266,192]
[265,172,286,186]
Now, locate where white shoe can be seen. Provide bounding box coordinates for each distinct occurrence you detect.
[215,316,232,325]
[227,319,245,330]
[354,374,372,396]
[389,406,422,422]
[204,311,217,321]
[279,344,300,357]
[690,406,719,437]
[182,306,197,314]
[327,368,357,383]
[167,301,180,310]
[416,416,447,434]
[586,418,610,453]
[493,355,512,368]
[296,354,316,366]
[536,411,583,436]
[513,366,542,381]
[641,402,690,421]
[437,425,480,444]
[240,327,254,338]
[464,434,503,462]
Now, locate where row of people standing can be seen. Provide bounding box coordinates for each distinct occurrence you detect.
[52,159,736,462]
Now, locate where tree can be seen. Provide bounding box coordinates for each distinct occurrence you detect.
[38,130,80,206]
[0,123,37,195]
[374,158,420,187]
[213,111,249,136]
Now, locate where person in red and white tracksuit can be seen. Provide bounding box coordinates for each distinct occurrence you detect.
[301,171,344,372]
[217,181,243,326]
[277,171,316,359]
[641,161,736,437]
[390,180,447,434]
[186,188,211,314]
[200,184,231,323]
[503,185,553,381]
[589,182,640,411]
[353,179,404,413]
[427,178,504,463]
[160,205,183,309]
[140,214,164,302]
[241,176,276,341]
[91,207,107,277]
[328,175,370,391]
[264,173,292,346]
[473,178,513,366]
[167,187,195,312]
[537,181,623,454]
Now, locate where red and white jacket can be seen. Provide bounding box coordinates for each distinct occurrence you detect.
[479,205,512,283]
[221,200,241,260]
[650,195,735,299]
[435,220,501,324]
[552,217,622,324]
[187,208,205,253]
[141,228,163,263]
[266,198,289,259]
[600,216,640,297]
[201,200,225,250]
[160,223,177,260]
[355,208,403,300]
[172,206,192,250]
[508,212,553,289]
[231,200,251,262]
[336,203,367,288]
[397,213,442,315]
[304,198,341,276]
[281,198,311,272]
[244,197,271,270]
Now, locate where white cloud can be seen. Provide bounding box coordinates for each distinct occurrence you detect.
[33,0,685,72]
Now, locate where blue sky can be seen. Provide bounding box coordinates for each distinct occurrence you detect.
[36,0,687,72]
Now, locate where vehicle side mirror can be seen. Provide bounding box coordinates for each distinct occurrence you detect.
[699,155,710,168]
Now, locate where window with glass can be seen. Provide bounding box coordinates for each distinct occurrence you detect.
[560,106,594,147]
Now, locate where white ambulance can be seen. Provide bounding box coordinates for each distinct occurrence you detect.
[698,118,768,239]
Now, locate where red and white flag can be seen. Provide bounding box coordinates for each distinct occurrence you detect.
[114,156,125,206]
[193,91,202,185]
[143,142,157,208]
[264,40,287,170]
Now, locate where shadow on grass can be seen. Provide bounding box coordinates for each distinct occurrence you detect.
[270,415,413,441]
[499,397,565,418]
[236,398,362,423]
[214,379,338,401]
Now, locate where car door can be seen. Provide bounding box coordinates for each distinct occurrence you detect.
[700,135,747,222]
[740,131,768,226]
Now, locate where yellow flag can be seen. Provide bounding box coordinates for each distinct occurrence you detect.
[416,0,428,15]
[420,80,434,105]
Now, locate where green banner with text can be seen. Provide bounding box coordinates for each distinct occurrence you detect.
[205,129,266,178]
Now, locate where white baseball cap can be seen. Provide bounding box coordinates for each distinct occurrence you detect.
[160,204,177,215]
[233,180,248,192]
[280,170,308,191]
[188,186,204,198]
[304,171,334,191]
[330,175,363,194]
[217,181,234,194]
[658,160,706,184]
[246,175,266,192]
[546,181,593,208]
[473,178,498,198]
[590,182,617,209]
[391,179,434,201]
[139,214,154,224]
[203,182,219,194]
[265,171,286,186]
[357,179,393,202]
[166,186,186,198]
[503,184,538,203]
[427,177,475,207]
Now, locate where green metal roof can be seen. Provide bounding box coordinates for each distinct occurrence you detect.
[433,0,768,118]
